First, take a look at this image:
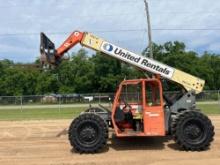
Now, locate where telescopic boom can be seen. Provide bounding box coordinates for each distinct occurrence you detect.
[40,31,205,93]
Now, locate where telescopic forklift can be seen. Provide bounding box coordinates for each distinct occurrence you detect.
[40,31,214,153]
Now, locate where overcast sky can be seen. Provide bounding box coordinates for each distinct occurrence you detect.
[0,0,220,62]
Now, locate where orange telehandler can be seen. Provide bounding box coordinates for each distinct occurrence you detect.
[40,31,214,153]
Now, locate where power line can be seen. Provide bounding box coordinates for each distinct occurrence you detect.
[2,12,145,23]
[0,0,139,8]
[0,29,147,37]
[151,12,220,14]
[152,28,220,31]
[2,28,220,37]
[149,0,215,1]
[2,11,220,26]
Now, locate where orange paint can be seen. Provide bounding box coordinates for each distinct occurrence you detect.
[112,78,165,137]
[56,31,84,58]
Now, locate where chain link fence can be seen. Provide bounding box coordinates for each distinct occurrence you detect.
[0,90,219,111]
[0,93,114,112]
[196,90,220,102]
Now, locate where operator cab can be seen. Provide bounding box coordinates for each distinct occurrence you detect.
[112,79,165,137]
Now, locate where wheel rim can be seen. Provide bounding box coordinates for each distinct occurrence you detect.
[77,121,99,146]
[183,119,206,144]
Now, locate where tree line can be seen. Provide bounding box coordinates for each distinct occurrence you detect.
[0,41,219,96]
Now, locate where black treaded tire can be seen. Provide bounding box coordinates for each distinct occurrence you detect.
[171,110,214,151]
[68,113,108,153]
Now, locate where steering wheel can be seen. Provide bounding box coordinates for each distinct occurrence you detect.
[122,100,132,113]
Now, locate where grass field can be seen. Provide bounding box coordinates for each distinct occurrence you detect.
[0,104,219,121]
[197,104,220,114]
[0,107,85,121]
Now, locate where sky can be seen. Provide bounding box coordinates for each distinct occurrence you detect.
[1,0,220,62]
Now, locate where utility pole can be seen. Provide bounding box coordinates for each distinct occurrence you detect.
[144,0,153,59]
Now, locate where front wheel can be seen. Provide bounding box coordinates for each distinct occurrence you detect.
[171,110,214,151]
[68,113,108,153]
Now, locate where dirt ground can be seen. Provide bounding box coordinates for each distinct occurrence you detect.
[0,116,220,165]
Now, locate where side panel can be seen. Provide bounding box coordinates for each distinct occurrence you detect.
[82,33,205,93]
[142,80,165,136]
[172,69,205,93]
[143,107,165,136]
[100,41,175,79]
[82,34,174,78]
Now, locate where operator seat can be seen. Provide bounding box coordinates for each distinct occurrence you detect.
[114,106,125,122]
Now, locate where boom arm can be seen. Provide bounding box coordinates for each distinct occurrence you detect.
[40,31,205,93]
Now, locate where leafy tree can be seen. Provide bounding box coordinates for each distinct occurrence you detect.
[143,41,220,90]
[0,42,219,96]
[200,53,220,90]
[57,49,94,93]
[35,71,59,95]
[0,68,27,95]
[91,52,122,92]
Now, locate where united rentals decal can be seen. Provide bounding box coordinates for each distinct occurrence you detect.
[101,41,174,78]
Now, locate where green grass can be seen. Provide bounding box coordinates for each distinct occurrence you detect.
[198,104,220,115]
[0,107,85,121]
[0,104,219,121]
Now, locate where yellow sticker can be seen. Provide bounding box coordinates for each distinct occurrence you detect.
[81,33,104,51]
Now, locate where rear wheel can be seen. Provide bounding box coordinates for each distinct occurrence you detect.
[68,113,108,153]
[171,110,214,151]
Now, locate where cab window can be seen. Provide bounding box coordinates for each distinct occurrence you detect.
[145,82,161,106]
[119,83,142,104]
